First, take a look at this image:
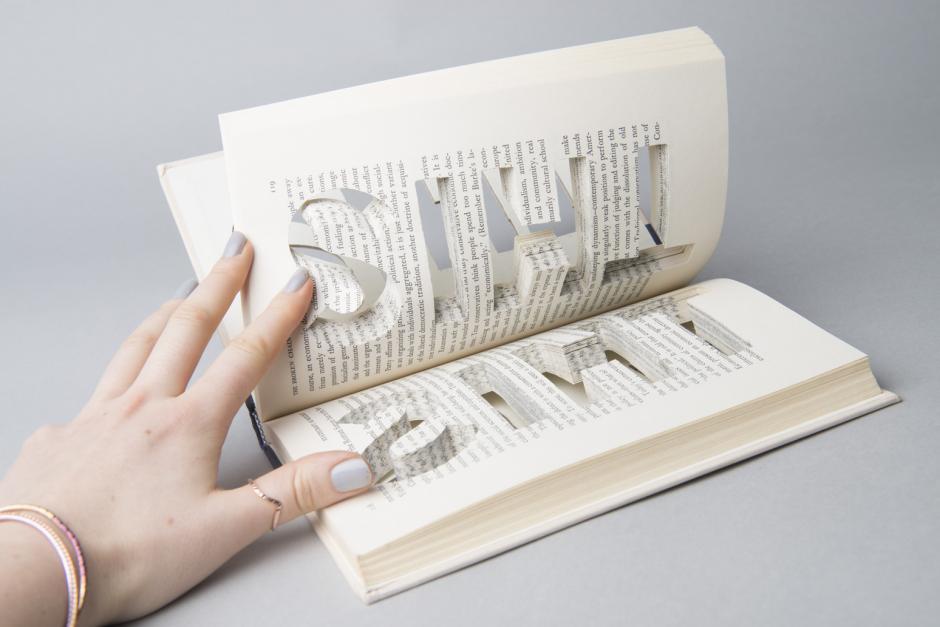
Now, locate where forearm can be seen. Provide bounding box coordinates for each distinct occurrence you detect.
[0,523,67,627]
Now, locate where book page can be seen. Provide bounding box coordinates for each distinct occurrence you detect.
[221,28,728,419]
[265,279,874,556]
[158,153,244,344]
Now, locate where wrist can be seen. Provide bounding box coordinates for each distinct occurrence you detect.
[0,521,68,627]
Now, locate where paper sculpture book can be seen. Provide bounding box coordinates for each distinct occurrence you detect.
[157,27,897,602]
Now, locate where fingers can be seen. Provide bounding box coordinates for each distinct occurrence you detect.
[213,452,373,551]
[91,279,196,400]
[135,232,252,396]
[186,268,312,428]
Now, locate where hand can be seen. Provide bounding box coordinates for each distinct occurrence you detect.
[0,232,373,626]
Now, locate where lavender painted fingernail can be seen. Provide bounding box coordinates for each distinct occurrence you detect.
[331,458,372,492]
[223,231,247,258]
[172,278,198,300]
[283,268,309,293]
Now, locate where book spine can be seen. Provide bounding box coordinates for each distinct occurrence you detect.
[245,396,282,468]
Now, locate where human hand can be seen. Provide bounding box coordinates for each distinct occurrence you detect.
[0,232,373,625]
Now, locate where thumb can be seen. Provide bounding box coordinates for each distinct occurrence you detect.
[220,451,374,546]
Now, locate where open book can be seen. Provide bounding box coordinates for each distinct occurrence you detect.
[158,27,897,603]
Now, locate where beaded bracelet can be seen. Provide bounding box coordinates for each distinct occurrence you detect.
[0,513,80,627]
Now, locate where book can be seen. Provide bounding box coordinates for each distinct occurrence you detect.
[157,27,898,603]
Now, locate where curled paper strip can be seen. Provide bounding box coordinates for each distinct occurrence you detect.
[389,421,478,479]
[288,210,388,324]
[358,405,478,480]
[340,306,757,484]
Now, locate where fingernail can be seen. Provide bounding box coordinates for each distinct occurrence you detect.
[283,268,310,293]
[223,231,247,258]
[331,458,372,493]
[172,278,198,299]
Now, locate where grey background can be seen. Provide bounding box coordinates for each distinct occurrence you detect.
[1,1,938,625]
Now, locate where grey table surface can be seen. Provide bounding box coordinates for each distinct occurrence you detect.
[1,1,938,625]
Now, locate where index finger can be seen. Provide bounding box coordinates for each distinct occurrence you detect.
[187,268,313,429]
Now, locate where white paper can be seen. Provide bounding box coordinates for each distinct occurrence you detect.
[220,27,729,420]
[266,278,869,556]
